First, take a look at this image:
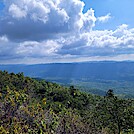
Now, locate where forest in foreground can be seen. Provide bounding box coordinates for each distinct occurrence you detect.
[0,70,134,134]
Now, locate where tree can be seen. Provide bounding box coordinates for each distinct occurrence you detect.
[91,90,134,134]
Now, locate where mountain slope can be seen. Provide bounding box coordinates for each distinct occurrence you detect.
[0,70,134,134]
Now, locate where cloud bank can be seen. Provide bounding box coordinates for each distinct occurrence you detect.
[0,0,134,64]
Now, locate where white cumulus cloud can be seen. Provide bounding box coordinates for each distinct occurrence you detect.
[9,4,27,19]
[97,13,111,23]
[0,0,134,63]
[0,35,8,42]
[17,40,60,57]
[0,0,96,41]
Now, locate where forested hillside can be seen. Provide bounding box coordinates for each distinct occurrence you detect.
[0,71,134,134]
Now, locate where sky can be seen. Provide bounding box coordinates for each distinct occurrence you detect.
[0,0,134,64]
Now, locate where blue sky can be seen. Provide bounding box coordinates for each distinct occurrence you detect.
[0,1,4,9]
[82,0,134,29]
[0,0,134,64]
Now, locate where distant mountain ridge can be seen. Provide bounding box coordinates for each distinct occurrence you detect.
[0,61,134,81]
[0,61,134,96]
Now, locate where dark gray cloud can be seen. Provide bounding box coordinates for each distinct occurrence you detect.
[0,17,69,41]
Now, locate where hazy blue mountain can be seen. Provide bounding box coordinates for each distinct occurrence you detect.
[0,61,134,97]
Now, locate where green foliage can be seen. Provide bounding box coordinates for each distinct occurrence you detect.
[0,71,134,134]
[90,90,134,134]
